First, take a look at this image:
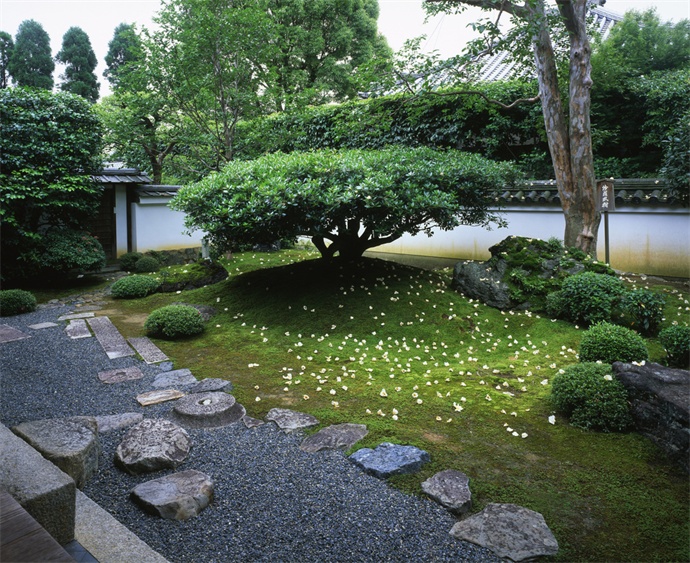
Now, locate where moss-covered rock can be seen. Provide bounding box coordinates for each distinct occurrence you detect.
[157,260,228,293]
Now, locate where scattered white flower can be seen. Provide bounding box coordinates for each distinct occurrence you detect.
[548,415,556,425]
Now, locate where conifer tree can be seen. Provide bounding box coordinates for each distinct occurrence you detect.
[7,19,54,89]
[56,26,99,102]
[0,31,13,88]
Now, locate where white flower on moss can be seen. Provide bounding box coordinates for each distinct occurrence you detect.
[603,374,613,381]
[548,415,556,424]
[380,389,388,397]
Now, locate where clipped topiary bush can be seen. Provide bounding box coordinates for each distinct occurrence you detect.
[659,325,690,368]
[110,275,160,299]
[134,255,161,273]
[552,362,632,432]
[579,321,648,364]
[41,230,106,277]
[144,305,205,339]
[0,289,37,316]
[119,252,144,272]
[621,289,666,336]
[547,271,625,325]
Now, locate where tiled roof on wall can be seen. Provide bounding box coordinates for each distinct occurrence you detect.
[135,185,181,198]
[93,168,152,184]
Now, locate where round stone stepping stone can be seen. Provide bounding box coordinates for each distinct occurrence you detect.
[421,469,472,516]
[187,378,233,394]
[171,392,246,429]
[131,469,213,521]
[98,366,144,384]
[265,408,319,432]
[115,419,191,474]
[349,442,430,479]
[300,423,368,453]
[449,503,559,562]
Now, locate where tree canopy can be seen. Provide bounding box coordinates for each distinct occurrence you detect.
[56,26,100,102]
[0,31,13,88]
[103,23,142,88]
[172,147,519,259]
[7,19,54,89]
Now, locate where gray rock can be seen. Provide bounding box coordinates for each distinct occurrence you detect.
[187,378,233,394]
[12,417,99,489]
[242,415,265,429]
[451,260,516,310]
[349,442,430,479]
[137,389,185,406]
[131,470,213,521]
[449,503,558,562]
[421,469,472,515]
[115,419,191,474]
[171,392,246,429]
[98,366,144,384]
[157,361,175,372]
[152,369,197,389]
[613,361,690,472]
[300,423,368,453]
[265,408,319,432]
[96,413,144,433]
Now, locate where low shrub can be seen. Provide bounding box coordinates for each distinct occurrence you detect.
[579,321,648,364]
[41,230,106,276]
[134,256,161,273]
[547,271,625,325]
[144,305,205,339]
[0,289,37,316]
[552,362,632,432]
[119,252,143,272]
[621,289,666,336]
[110,275,160,299]
[658,325,690,368]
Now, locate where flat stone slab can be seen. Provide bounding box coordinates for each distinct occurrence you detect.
[129,337,169,364]
[65,319,92,339]
[87,316,135,359]
[349,442,430,479]
[152,369,197,389]
[450,503,559,562]
[98,366,144,384]
[243,415,265,429]
[115,419,191,474]
[137,389,185,406]
[131,470,213,521]
[187,378,233,394]
[28,322,59,330]
[171,392,246,429]
[300,423,369,453]
[12,417,100,489]
[58,312,96,321]
[421,469,472,515]
[265,408,319,432]
[0,324,30,343]
[96,413,144,433]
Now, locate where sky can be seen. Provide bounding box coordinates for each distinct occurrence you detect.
[1,0,688,97]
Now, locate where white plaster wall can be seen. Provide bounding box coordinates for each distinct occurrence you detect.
[130,198,205,253]
[114,185,129,257]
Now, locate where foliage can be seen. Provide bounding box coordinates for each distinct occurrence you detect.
[579,321,648,364]
[55,27,99,103]
[0,88,103,282]
[111,275,160,299]
[144,304,205,339]
[173,147,519,259]
[547,272,625,326]
[134,256,160,273]
[103,23,141,88]
[7,19,54,89]
[660,109,690,206]
[551,362,632,432]
[155,260,228,292]
[621,289,666,336]
[0,31,13,88]
[0,289,37,316]
[658,325,690,368]
[119,252,144,272]
[37,230,106,277]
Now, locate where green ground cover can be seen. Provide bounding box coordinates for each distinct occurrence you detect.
[42,249,690,561]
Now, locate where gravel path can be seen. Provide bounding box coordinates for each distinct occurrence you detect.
[0,305,500,563]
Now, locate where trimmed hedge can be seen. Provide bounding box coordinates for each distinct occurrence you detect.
[0,289,37,316]
[547,272,625,326]
[659,325,690,368]
[144,305,205,339]
[579,322,648,364]
[111,275,160,299]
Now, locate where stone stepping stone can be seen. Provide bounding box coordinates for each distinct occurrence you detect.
[131,470,213,521]
[152,369,196,389]
[300,423,369,453]
[87,316,135,359]
[265,408,319,432]
[349,442,430,479]
[449,503,559,562]
[242,415,265,429]
[128,336,169,364]
[115,419,191,474]
[137,389,185,406]
[171,392,246,429]
[0,324,30,343]
[28,322,59,330]
[12,416,99,489]
[98,366,144,384]
[95,413,144,433]
[187,378,233,394]
[58,312,96,321]
[65,318,92,339]
[421,469,472,516]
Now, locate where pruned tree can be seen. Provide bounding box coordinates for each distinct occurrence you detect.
[0,31,14,88]
[7,19,54,89]
[56,27,100,102]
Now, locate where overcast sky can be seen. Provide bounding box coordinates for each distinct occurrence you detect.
[1,0,688,97]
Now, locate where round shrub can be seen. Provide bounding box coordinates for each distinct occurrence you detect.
[547,271,625,325]
[579,321,648,364]
[41,230,106,276]
[621,289,666,336]
[0,289,37,316]
[134,256,161,273]
[119,252,143,272]
[110,275,160,299]
[144,305,204,339]
[659,325,690,368]
[552,362,632,432]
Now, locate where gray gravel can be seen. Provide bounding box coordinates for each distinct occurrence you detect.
[0,305,500,563]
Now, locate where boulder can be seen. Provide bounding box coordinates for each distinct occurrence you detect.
[349,442,430,479]
[115,419,191,474]
[171,392,246,429]
[131,470,213,521]
[265,408,319,432]
[12,417,99,489]
[157,261,228,293]
[421,469,472,515]
[300,423,369,453]
[449,503,559,562]
[612,361,690,472]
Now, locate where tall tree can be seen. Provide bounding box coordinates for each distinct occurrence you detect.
[103,23,142,89]
[7,20,54,89]
[56,27,100,102]
[0,32,14,88]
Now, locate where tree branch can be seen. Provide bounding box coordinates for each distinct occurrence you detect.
[425,0,529,20]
